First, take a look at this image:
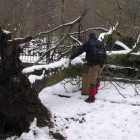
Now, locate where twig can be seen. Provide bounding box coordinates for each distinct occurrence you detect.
[95,12,113,27]
[114,81,126,89]
[56,48,73,61]
[34,34,68,64]
[0,85,13,95]
[10,90,25,103]
[131,84,140,96]
[109,81,126,98]
[114,0,122,10]
[70,27,108,36]
[34,9,88,64]
[33,9,89,38]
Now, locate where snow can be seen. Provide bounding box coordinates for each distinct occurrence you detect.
[98,22,118,41]
[23,57,83,74]
[69,35,83,46]
[106,49,140,56]
[3,29,11,34]
[131,52,140,56]
[29,70,45,84]
[107,64,139,71]
[7,57,140,140]
[132,34,140,49]
[107,50,130,55]
[23,58,83,84]
[115,41,130,50]
[8,80,140,140]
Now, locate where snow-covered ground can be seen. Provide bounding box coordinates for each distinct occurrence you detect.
[8,80,140,140]
[6,22,140,139]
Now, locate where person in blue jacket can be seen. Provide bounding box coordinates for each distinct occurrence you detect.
[69,29,106,103]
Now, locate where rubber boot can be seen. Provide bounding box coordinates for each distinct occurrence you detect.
[96,79,100,94]
[85,85,96,103]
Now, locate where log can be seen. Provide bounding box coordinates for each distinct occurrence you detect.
[31,64,82,93]
[30,63,140,94]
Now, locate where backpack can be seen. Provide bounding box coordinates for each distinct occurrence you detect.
[89,39,107,65]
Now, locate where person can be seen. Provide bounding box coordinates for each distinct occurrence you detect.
[69,29,106,103]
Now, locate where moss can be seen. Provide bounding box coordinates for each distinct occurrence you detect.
[107,53,140,68]
[121,36,135,49]
[129,45,139,53]
[32,64,83,91]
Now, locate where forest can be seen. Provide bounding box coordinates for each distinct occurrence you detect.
[1,0,140,37]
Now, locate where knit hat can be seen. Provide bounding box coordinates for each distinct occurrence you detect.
[88,29,96,37]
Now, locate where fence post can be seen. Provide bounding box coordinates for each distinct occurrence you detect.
[81,63,89,95]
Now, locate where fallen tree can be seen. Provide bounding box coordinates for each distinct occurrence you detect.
[22,58,140,96]
[22,21,140,97]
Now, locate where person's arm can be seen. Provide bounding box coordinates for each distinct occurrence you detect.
[70,41,89,60]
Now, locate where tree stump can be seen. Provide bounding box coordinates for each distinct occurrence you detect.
[0,27,52,139]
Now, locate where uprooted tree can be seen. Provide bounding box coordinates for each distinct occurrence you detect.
[0,10,88,139]
[0,27,53,139]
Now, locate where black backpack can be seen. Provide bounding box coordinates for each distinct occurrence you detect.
[89,39,107,64]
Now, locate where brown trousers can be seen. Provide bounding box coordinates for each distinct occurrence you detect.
[88,65,105,85]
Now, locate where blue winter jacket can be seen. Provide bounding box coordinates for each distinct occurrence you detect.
[70,37,106,66]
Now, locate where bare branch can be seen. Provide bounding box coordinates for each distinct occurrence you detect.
[69,35,83,45]
[34,9,88,64]
[34,34,67,64]
[6,36,32,46]
[95,12,113,27]
[114,0,122,10]
[33,9,89,38]
[70,27,108,36]
[56,46,73,61]
[109,81,126,98]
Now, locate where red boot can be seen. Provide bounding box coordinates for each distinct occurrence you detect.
[85,85,96,103]
[96,80,100,94]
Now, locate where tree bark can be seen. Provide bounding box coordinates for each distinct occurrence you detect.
[29,63,140,93]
